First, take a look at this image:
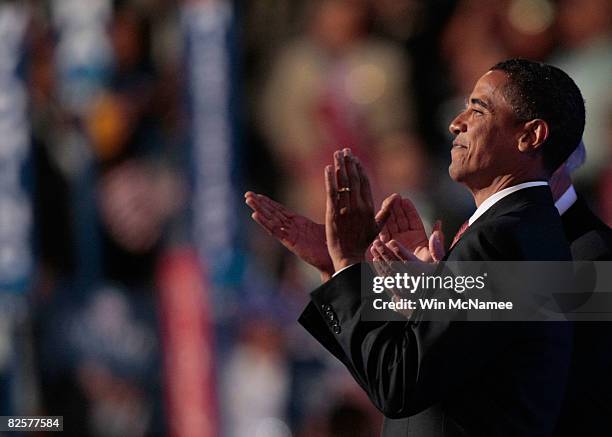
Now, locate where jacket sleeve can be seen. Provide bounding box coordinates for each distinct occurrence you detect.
[298,263,509,418]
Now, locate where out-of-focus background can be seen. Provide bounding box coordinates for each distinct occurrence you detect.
[0,0,609,435]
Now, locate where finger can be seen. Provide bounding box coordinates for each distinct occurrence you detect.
[344,153,362,209]
[334,150,349,187]
[247,195,283,225]
[371,241,394,274]
[369,243,379,260]
[429,231,446,263]
[371,239,385,258]
[251,211,273,234]
[256,195,292,225]
[355,159,375,212]
[246,197,274,220]
[365,246,374,262]
[245,195,268,216]
[387,239,419,262]
[371,239,390,262]
[245,196,286,229]
[374,258,393,277]
[374,239,401,263]
[251,211,288,239]
[334,150,350,208]
[375,242,397,275]
[325,164,337,223]
[379,229,390,243]
[259,194,294,220]
[372,257,391,277]
[254,207,285,234]
[244,192,257,207]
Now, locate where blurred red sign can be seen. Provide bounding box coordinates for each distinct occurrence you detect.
[157,248,218,437]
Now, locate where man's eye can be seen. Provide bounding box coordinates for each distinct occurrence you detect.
[472,108,484,116]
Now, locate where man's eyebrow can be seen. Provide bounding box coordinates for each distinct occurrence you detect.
[470,98,491,110]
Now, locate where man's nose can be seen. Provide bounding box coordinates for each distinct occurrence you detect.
[449,113,467,136]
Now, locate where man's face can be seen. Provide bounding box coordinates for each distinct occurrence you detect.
[448,70,523,188]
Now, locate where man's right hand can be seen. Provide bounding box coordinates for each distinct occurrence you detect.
[245,189,447,278]
[245,188,401,278]
[378,196,446,262]
[245,191,335,277]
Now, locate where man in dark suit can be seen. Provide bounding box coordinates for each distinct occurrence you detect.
[303,59,586,437]
[247,59,586,436]
[374,142,612,436]
[548,142,612,436]
[550,142,612,261]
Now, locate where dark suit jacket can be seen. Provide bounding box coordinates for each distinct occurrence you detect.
[554,196,612,436]
[299,186,574,436]
[562,196,612,261]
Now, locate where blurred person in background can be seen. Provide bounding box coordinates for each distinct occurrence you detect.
[260,0,414,224]
[440,0,506,100]
[30,2,186,435]
[550,0,612,190]
[597,115,612,226]
[222,318,291,437]
[496,0,557,61]
[90,3,185,272]
[374,132,435,229]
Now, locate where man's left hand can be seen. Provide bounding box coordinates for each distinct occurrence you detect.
[325,149,390,272]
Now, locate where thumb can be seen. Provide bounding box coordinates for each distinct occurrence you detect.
[375,194,398,232]
[432,219,446,248]
[429,230,446,263]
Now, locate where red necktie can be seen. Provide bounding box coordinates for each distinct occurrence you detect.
[450,220,469,249]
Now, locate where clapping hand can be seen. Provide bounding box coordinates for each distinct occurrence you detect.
[245,191,335,278]
[369,237,439,318]
[324,149,390,272]
[245,190,402,279]
[378,196,446,263]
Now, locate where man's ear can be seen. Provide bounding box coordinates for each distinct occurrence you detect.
[518,119,549,153]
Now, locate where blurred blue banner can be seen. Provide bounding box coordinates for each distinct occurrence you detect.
[0,3,32,294]
[184,0,244,292]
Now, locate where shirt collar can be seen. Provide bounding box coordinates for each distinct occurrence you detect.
[468,181,549,226]
[554,185,577,216]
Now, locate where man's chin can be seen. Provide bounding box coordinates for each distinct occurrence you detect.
[448,163,464,182]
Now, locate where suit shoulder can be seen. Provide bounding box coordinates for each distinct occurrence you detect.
[453,210,571,261]
[563,198,612,260]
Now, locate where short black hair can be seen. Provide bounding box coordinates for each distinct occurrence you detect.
[490,59,585,174]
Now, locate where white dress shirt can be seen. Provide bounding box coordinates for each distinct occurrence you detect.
[468,181,549,226]
[554,185,577,216]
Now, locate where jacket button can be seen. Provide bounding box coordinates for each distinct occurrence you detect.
[325,310,335,321]
[332,325,341,334]
[321,304,331,312]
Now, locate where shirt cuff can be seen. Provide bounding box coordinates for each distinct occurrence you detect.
[332,263,358,278]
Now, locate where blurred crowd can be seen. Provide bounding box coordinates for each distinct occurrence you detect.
[0,0,609,436]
